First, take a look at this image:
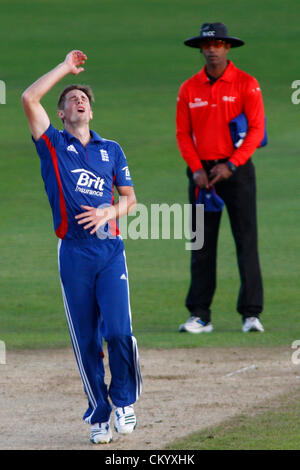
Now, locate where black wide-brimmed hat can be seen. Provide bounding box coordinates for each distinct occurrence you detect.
[184,22,244,48]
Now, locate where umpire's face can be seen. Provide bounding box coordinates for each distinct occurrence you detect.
[200,39,231,67]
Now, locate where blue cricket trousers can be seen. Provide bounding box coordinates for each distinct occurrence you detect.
[57,236,142,424]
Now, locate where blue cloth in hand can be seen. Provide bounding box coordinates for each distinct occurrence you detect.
[197,187,224,212]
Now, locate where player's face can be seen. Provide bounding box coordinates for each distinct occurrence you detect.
[200,40,231,66]
[58,89,93,125]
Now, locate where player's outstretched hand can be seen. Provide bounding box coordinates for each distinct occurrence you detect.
[64,50,87,75]
[75,205,116,235]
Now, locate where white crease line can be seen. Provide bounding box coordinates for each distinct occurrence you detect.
[225,364,257,377]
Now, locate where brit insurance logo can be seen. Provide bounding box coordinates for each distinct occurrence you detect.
[71,168,105,197]
[189,97,208,108]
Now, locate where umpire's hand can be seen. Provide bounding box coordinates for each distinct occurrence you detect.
[209,163,233,186]
[193,169,209,189]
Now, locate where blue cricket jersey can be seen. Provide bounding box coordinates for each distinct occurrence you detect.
[33,124,133,240]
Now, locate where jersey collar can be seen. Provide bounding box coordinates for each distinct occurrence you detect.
[62,128,105,144]
[198,60,236,84]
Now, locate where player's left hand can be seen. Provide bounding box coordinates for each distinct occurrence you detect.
[75,205,113,235]
[209,163,232,186]
[64,50,87,75]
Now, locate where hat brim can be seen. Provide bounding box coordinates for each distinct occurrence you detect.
[184,35,244,48]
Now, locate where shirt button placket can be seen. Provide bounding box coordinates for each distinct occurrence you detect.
[211,82,216,107]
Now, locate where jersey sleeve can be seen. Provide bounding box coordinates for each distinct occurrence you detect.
[114,143,134,187]
[176,83,203,172]
[32,124,62,160]
[229,77,265,167]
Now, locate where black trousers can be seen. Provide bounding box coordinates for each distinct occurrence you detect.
[186,159,263,322]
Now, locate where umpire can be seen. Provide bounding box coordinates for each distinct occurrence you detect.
[176,23,265,333]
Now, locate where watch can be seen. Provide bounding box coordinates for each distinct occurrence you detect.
[226,161,237,173]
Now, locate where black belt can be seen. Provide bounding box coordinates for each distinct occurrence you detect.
[187,159,229,179]
[202,158,229,169]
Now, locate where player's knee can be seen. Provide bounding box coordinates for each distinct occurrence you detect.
[106,334,134,351]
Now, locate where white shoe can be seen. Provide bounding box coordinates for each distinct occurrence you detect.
[114,405,136,434]
[90,421,112,444]
[179,316,213,333]
[242,317,264,332]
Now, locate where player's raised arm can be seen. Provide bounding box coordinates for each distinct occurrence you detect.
[21,50,87,141]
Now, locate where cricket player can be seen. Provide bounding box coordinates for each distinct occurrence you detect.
[22,50,142,444]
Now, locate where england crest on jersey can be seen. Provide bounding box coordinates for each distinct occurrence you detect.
[100,149,109,162]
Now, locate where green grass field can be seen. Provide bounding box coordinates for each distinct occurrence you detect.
[0,0,299,450]
[166,390,300,450]
[1,0,299,350]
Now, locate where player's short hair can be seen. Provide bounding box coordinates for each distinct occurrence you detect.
[57,85,95,110]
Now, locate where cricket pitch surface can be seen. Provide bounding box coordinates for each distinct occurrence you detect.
[0,346,298,450]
